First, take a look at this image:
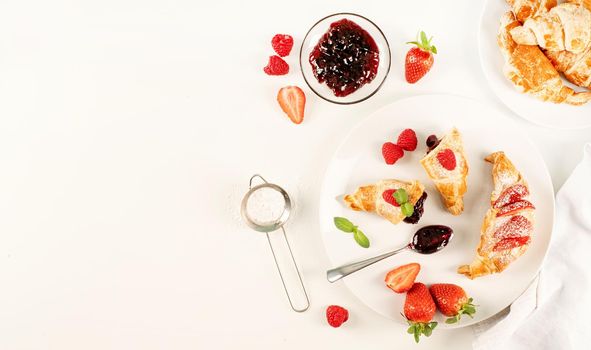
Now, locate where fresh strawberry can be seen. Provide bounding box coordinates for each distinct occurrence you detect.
[277,86,305,124]
[382,189,400,207]
[397,128,418,151]
[493,236,531,251]
[405,31,437,83]
[326,305,349,328]
[264,55,289,75]
[493,184,529,209]
[385,263,420,293]
[493,215,533,239]
[403,282,437,343]
[497,200,535,217]
[429,283,477,324]
[271,34,294,57]
[436,149,456,170]
[382,142,404,164]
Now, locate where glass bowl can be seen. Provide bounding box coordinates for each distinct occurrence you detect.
[299,13,391,105]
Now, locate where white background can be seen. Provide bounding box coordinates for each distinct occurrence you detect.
[0,0,588,349]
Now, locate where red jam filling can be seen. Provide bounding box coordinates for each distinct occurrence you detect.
[309,18,379,97]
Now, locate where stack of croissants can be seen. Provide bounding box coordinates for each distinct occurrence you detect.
[499,0,591,105]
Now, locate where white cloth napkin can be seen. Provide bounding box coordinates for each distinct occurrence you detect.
[472,143,591,350]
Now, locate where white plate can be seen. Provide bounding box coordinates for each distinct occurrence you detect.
[478,0,591,130]
[319,94,554,328]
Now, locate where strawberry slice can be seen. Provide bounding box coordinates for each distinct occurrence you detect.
[493,215,533,239]
[493,236,531,251]
[277,86,306,124]
[382,189,400,207]
[497,200,535,217]
[385,263,420,293]
[494,184,529,208]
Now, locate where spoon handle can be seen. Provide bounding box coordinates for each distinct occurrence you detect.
[326,244,411,283]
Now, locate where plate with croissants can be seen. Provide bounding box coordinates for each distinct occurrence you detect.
[319,95,554,329]
[479,0,591,129]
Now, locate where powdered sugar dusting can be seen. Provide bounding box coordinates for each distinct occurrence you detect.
[246,187,286,226]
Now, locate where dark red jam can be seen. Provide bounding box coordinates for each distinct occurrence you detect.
[411,225,453,254]
[404,192,428,224]
[426,134,441,154]
[309,18,379,97]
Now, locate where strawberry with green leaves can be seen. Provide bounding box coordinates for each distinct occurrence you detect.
[405,31,437,83]
[429,283,477,324]
[403,282,437,343]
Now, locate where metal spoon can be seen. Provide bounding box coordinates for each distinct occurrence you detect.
[326,225,453,283]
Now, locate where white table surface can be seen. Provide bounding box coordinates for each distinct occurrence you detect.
[0,0,589,349]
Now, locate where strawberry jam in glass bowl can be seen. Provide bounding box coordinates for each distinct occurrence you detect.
[300,13,391,104]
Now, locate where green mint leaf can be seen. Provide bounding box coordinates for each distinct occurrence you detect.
[393,188,408,204]
[353,229,370,248]
[401,202,414,217]
[333,217,355,232]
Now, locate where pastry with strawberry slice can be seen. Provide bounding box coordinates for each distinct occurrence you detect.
[458,152,535,279]
[420,128,469,215]
[403,282,438,343]
[429,283,477,324]
[405,31,437,83]
[344,179,426,225]
[277,86,306,124]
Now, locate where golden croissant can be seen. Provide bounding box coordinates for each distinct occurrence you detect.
[509,3,591,54]
[420,128,468,216]
[506,0,557,22]
[498,11,591,105]
[458,152,535,279]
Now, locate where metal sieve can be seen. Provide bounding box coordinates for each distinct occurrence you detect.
[240,174,310,313]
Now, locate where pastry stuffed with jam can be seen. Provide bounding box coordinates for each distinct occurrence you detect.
[344,179,427,225]
[420,128,469,215]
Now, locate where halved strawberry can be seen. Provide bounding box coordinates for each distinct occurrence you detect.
[385,263,420,293]
[382,189,401,207]
[497,200,535,217]
[493,236,531,251]
[277,86,306,124]
[493,184,529,208]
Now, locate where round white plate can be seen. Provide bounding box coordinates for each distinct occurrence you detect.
[319,94,554,328]
[478,0,591,130]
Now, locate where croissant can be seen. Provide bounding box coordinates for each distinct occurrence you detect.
[545,45,591,88]
[506,0,557,22]
[498,11,591,105]
[509,3,591,54]
[420,128,468,216]
[458,152,535,279]
[344,179,425,225]
[564,0,591,11]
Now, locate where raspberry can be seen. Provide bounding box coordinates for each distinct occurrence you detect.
[271,34,294,57]
[263,55,289,75]
[382,142,404,165]
[382,189,400,207]
[436,148,456,170]
[397,129,417,151]
[326,305,349,328]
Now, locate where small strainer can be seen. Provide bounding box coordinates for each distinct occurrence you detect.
[240,174,310,313]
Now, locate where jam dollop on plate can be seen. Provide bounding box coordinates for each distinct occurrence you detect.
[309,18,380,97]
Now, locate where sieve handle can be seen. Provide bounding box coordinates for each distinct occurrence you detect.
[266,228,310,313]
